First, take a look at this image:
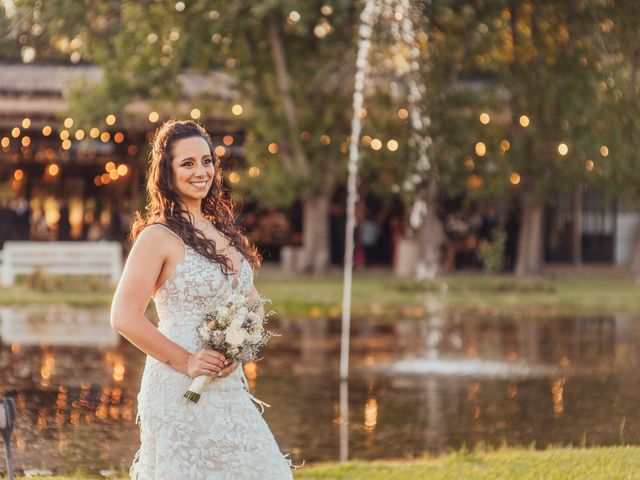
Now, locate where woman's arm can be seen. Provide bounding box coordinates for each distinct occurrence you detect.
[110,226,232,377]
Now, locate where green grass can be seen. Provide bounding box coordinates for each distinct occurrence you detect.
[15,447,640,479]
[1,269,638,317]
[295,447,640,480]
[255,269,640,318]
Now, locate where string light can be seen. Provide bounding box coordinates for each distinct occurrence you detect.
[248,166,260,177]
[117,164,129,176]
[510,172,521,185]
[300,131,311,141]
[63,117,74,129]
[105,162,116,172]
[105,114,116,126]
[75,130,85,141]
[231,104,243,116]
[114,132,125,144]
[321,5,333,15]
[1,137,9,148]
[519,115,530,127]
[42,125,52,136]
[397,108,409,120]
[14,169,24,181]
[464,157,475,170]
[288,11,300,22]
[370,138,382,150]
[100,132,111,142]
[600,145,609,157]
[61,139,72,150]
[21,136,31,147]
[59,130,70,141]
[48,164,60,176]
[190,108,201,120]
[320,134,331,145]
[22,118,31,129]
[500,139,510,151]
[223,135,234,145]
[148,111,159,123]
[479,112,490,124]
[267,143,278,154]
[11,127,20,138]
[387,139,399,151]
[475,142,486,156]
[585,160,595,171]
[468,174,483,189]
[228,172,240,183]
[89,128,100,138]
[361,135,372,146]
[558,143,568,156]
[214,145,226,157]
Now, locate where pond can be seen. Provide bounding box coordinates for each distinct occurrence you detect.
[0,305,639,475]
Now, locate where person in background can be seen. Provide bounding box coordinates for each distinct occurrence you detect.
[15,197,31,240]
[0,199,18,247]
[57,200,71,241]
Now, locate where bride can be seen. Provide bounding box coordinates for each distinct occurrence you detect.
[110,120,293,479]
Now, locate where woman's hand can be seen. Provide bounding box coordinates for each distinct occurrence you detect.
[217,360,239,378]
[186,349,235,377]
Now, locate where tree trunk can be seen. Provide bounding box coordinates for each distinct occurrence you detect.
[572,184,583,266]
[631,230,640,280]
[514,196,544,276]
[414,177,445,280]
[298,191,331,274]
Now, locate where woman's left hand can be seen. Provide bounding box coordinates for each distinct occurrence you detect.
[217,359,239,378]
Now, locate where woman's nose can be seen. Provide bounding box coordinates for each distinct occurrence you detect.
[194,162,207,176]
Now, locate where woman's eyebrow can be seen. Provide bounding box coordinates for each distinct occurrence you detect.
[179,154,212,162]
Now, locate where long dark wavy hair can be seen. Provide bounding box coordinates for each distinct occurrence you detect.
[130,119,261,274]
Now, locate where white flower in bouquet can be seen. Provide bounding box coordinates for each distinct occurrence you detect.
[225,324,246,347]
[248,329,264,344]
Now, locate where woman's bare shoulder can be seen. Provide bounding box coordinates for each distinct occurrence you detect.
[134,223,184,253]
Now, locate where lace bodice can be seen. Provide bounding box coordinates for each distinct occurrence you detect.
[154,243,253,335]
[130,228,293,480]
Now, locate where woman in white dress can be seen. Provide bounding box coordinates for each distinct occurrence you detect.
[111,120,293,479]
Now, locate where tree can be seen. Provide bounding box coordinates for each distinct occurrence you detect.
[455,1,615,275]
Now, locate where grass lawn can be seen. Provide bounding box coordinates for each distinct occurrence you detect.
[293,447,640,479]
[15,447,640,479]
[0,268,638,318]
[255,269,640,318]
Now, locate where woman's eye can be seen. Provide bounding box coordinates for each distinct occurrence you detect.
[203,158,213,164]
[183,161,193,167]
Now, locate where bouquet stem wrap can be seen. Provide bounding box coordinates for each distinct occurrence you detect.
[184,375,213,403]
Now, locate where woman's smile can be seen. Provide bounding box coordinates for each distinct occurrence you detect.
[190,179,209,190]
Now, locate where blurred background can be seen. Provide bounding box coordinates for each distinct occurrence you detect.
[1,0,640,477]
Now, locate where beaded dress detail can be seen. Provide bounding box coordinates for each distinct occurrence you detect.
[130,226,292,479]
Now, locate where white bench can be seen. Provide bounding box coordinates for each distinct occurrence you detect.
[0,241,123,286]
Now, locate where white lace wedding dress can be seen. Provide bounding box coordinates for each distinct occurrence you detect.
[130,227,293,479]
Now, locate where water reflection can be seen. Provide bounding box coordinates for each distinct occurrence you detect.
[0,309,639,474]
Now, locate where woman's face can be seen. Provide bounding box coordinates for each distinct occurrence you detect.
[170,136,215,205]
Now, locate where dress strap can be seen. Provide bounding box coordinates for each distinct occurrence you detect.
[149,223,185,245]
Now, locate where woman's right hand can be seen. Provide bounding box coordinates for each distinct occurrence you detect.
[186,349,231,377]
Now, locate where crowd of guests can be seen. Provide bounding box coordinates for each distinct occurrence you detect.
[0,197,133,248]
[0,195,510,271]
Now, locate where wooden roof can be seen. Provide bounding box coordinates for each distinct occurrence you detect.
[0,63,236,128]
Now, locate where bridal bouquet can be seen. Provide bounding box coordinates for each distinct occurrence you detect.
[183,292,277,403]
